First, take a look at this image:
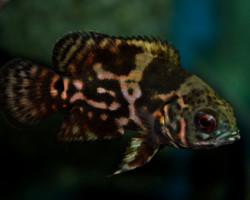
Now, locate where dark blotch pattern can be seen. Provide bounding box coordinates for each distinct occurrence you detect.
[54,78,64,93]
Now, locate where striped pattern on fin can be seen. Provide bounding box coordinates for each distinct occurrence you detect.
[113,136,159,175]
[0,59,66,127]
[56,105,122,142]
[52,31,180,76]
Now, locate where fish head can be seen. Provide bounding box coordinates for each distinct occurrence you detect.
[162,75,240,149]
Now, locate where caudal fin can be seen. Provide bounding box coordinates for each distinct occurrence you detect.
[0,59,68,127]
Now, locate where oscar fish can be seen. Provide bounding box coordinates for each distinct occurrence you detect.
[0,31,240,175]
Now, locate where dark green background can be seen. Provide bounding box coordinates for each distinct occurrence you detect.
[0,0,249,199]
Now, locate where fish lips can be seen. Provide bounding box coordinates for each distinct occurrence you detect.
[215,129,240,146]
[188,129,240,149]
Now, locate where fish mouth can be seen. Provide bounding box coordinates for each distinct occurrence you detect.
[191,129,240,149]
[215,129,240,146]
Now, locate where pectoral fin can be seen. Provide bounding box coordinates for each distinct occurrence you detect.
[113,136,159,175]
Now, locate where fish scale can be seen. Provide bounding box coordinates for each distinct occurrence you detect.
[0,31,240,175]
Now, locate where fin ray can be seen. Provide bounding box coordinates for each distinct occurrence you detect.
[52,31,180,76]
[0,59,66,126]
[113,136,159,175]
[56,105,122,142]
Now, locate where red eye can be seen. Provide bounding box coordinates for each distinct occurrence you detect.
[194,109,217,133]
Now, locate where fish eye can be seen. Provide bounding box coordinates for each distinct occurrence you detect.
[194,109,217,133]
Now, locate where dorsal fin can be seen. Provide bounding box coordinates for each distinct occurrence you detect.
[52,31,180,76]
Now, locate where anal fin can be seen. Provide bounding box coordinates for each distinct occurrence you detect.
[113,136,159,175]
[56,105,122,142]
[56,106,93,142]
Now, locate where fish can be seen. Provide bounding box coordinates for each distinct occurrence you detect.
[0,31,240,175]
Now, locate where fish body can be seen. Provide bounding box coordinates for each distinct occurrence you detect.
[0,31,240,174]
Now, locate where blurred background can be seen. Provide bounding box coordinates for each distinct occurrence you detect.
[0,0,249,199]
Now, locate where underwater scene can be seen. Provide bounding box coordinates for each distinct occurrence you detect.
[0,0,249,200]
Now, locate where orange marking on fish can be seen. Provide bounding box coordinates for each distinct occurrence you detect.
[86,99,107,109]
[73,80,84,90]
[163,104,169,121]
[115,117,129,135]
[127,70,143,82]
[178,96,188,108]
[30,66,38,76]
[69,88,118,111]
[153,109,162,117]
[40,103,46,113]
[97,87,116,97]
[61,92,67,100]
[97,70,116,80]
[108,90,116,97]
[178,118,187,147]
[76,51,84,61]
[160,116,164,125]
[61,78,69,100]
[163,104,176,143]
[93,62,148,130]
[79,107,84,113]
[93,63,127,81]
[50,89,58,97]
[100,38,109,49]
[151,91,175,101]
[87,111,93,119]
[69,92,84,103]
[109,101,120,111]
[120,80,144,129]
[100,113,108,121]
[69,63,76,74]
[50,75,59,97]
[39,69,47,78]
[94,62,145,128]
[31,109,38,116]
[120,81,141,101]
[51,104,57,110]
[85,52,95,65]
[97,87,106,94]
[115,117,129,127]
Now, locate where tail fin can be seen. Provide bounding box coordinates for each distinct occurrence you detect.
[0,59,68,127]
